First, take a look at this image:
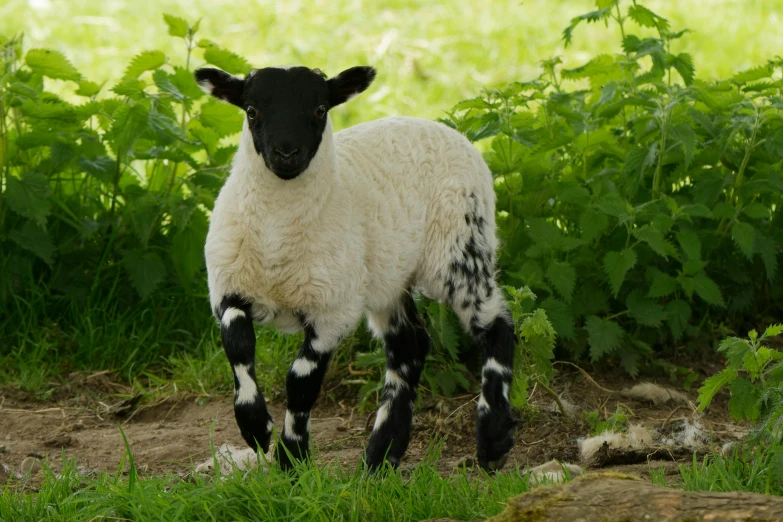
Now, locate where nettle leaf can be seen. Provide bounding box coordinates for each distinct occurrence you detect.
[203,44,251,75]
[580,208,609,242]
[171,208,208,286]
[648,271,678,298]
[731,221,756,259]
[697,367,738,411]
[692,273,725,307]
[671,53,695,86]
[25,49,81,81]
[123,250,166,298]
[727,378,761,422]
[633,224,675,259]
[628,4,669,30]
[153,69,184,100]
[9,221,56,265]
[5,171,51,226]
[170,66,204,99]
[764,324,783,339]
[108,101,150,156]
[666,299,691,340]
[669,123,696,166]
[731,64,773,85]
[626,291,666,327]
[76,80,102,97]
[676,230,701,261]
[199,99,243,137]
[603,248,637,297]
[545,261,576,301]
[111,78,147,97]
[163,14,189,38]
[540,297,576,341]
[585,315,624,361]
[562,8,612,47]
[743,202,770,220]
[123,50,166,80]
[755,232,778,281]
[719,336,751,367]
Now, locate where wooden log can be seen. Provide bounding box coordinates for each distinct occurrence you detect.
[487,473,783,522]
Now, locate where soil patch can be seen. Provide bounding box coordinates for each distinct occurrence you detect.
[0,369,742,481]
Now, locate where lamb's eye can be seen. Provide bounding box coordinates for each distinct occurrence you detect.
[246,106,258,120]
[315,105,327,118]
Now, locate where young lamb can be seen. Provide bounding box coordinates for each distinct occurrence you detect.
[195,64,517,471]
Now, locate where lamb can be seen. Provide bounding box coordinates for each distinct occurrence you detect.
[195,64,517,472]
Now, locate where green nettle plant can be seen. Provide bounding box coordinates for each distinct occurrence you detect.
[443,0,782,375]
[698,324,783,436]
[0,16,252,368]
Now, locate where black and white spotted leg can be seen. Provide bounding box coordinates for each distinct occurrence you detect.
[364,293,430,470]
[275,321,339,470]
[473,308,516,471]
[218,295,273,452]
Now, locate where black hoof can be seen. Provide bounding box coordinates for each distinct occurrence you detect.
[477,413,516,472]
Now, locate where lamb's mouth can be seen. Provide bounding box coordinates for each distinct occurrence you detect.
[270,164,306,180]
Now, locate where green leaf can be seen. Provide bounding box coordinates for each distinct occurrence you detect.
[199,99,243,137]
[669,123,696,166]
[163,14,189,38]
[719,337,751,368]
[152,70,184,100]
[731,221,756,259]
[671,53,695,86]
[743,202,770,220]
[25,49,81,81]
[545,261,576,301]
[692,273,725,307]
[203,45,251,75]
[647,271,678,299]
[76,80,102,97]
[170,66,204,99]
[9,221,56,265]
[111,78,147,97]
[603,248,637,297]
[665,299,691,340]
[5,171,51,226]
[540,297,576,341]
[755,232,778,281]
[626,291,667,327]
[108,101,150,156]
[171,209,208,287]
[123,50,166,80]
[585,315,624,361]
[123,250,166,298]
[697,367,738,411]
[580,208,609,242]
[676,230,701,261]
[764,324,783,339]
[633,224,675,259]
[727,378,761,422]
[731,65,773,84]
[628,4,669,30]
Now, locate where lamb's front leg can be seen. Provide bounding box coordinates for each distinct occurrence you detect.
[276,320,341,470]
[219,295,273,452]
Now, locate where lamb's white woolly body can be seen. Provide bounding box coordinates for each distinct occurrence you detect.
[206,116,497,335]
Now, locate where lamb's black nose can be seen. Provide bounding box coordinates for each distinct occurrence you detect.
[275,147,299,161]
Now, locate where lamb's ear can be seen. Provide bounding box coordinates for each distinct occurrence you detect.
[195,67,244,107]
[327,66,376,108]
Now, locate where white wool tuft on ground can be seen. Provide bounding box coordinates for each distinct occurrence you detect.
[577,424,656,463]
[195,443,273,475]
[526,459,584,485]
[620,382,691,406]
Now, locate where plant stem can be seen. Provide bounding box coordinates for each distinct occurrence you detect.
[534,377,568,417]
[652,104,670,194]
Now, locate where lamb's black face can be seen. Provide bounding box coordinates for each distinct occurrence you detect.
[195,64,376,181]
[243,67,329,179]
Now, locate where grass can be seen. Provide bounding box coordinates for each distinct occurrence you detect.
[0,444,535,522]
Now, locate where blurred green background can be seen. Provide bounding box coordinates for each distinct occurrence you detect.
[2,0,781,126]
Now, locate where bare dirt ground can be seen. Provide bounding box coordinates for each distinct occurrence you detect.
[0,368,742,483]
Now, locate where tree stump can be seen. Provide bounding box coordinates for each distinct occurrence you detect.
[487,473,783,522]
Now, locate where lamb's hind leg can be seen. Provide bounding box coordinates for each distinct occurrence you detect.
[364,292,430,470]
